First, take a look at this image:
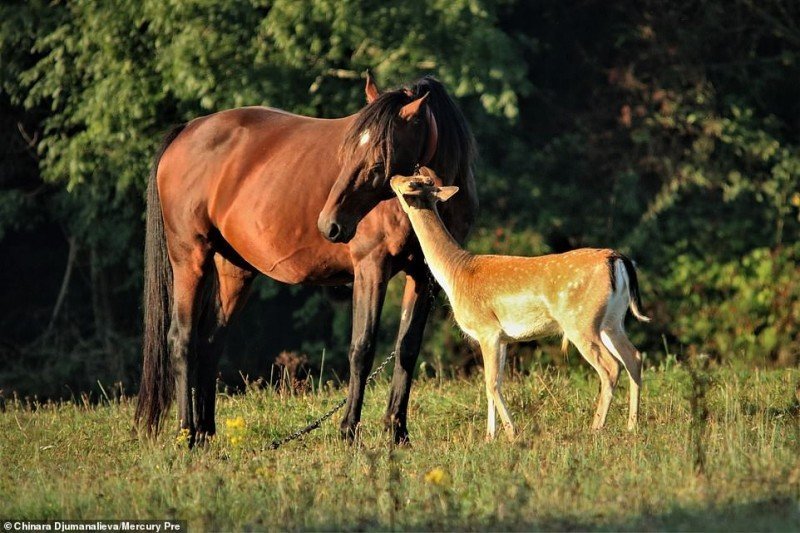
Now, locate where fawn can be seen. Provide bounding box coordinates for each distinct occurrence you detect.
[391,168,649,439]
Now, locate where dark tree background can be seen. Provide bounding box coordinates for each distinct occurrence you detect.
[1,0,798,399]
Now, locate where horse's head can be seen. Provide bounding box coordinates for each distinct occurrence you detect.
[317,76,439,243]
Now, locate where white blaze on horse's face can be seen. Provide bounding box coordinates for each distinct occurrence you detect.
[359,130,371,146]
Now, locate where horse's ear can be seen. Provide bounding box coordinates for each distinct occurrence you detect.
[399,92,429,121]
[418,166,443,187]
[365,72,380,104]
[434,186,459,203]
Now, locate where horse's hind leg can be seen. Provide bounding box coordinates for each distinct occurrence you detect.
[195,254,254,445]
[168,241,212,448]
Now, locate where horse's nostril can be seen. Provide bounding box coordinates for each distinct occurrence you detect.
[328,223,341,241]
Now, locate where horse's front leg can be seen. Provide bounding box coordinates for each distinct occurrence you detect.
[384,269,434,444]
[340,257,389,442]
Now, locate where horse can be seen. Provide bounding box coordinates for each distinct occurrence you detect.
[135,75,478,447]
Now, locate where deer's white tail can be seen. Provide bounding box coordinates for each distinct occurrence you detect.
[612,255,650,323]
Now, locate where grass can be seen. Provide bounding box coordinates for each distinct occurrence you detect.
[1,363,799,531]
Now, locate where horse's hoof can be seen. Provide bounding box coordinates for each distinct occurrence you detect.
[339,423,359,443]
[383,417,411,446]
[393,429,411,447]
[195,431,215,447]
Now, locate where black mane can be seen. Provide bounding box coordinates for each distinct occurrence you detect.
[340,76,476,185]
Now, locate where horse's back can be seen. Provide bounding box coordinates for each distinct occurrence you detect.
[156,106,355,284]
[170,106,340,158]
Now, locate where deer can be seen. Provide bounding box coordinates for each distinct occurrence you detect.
[390,168,649,440]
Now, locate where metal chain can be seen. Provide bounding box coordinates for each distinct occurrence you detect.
[267,267,438,449]
[426,270,438,307]
[267,350,396,450]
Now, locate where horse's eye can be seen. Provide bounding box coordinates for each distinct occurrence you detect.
[369,163,386,188]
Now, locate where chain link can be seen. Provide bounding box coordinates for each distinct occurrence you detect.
[426,270,438,307]
[267,270,437,449]
[267,350,396,450]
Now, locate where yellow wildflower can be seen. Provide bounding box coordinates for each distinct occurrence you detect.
[175,428,190,445]
[424,467,450,486]
[225,416,246,430]
[255,466,272,478]
[225,416,247,447]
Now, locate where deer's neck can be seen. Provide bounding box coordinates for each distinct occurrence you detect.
[406,207,471,299]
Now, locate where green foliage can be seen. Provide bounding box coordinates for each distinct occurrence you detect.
[1,0,799,397]
[659,244,800,365]
[0,190,39,240]
[1,0,526,263]
[0,0,528,392]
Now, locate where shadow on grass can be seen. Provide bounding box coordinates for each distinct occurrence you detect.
[301,496,798,531]
[545,497,799,532]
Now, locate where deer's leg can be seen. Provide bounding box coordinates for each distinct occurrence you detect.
[195,254,255,445]
[482,337,497,440]
[340,256,389,442]
[168,242,211,449]
[570,334,620,430]
[486,386,496,440]
[496,342,515,439]
[600,328,643,430]
[480,338,515,440]
[384,269,434,444]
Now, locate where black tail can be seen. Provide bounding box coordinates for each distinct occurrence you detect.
[619,255,650,322]
[135,124,186,435]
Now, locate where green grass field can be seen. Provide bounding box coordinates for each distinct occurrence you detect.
[2,364,799,531]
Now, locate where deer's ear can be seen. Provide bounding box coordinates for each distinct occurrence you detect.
[418,166,443,187]
[434,186,459,202]
[399,92,429,121]
[365,72,380,104]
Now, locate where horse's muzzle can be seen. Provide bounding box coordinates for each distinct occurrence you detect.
[318,216,354,243]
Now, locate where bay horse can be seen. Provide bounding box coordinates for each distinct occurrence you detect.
[135,75,477,447]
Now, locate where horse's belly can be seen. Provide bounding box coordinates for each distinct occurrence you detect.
[211,176,355,284]
[252,241,352,285]
[218,216,353,285]
[193,107,355,285]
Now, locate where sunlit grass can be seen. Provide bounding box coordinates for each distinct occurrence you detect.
[1,364,798,530]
